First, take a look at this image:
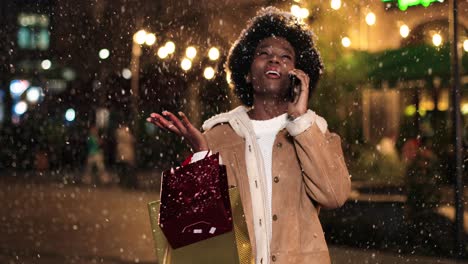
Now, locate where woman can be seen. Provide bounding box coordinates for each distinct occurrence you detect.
[147,7,351,264]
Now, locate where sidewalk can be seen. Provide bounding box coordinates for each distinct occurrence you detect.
[0,171,466,263]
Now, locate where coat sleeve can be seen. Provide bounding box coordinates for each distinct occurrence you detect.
[286,110,351,209]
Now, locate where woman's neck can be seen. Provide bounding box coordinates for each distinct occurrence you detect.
[247,97,288,120]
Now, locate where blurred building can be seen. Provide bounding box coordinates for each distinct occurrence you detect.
[0,0,467,169]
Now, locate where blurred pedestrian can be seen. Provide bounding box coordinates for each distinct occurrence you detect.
[82,125,111,185]
[148,7,350,264]
[115,124,136,188]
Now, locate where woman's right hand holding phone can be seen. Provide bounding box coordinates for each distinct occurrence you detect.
[146,111,209,152]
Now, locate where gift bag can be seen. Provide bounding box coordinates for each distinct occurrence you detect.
[159,152,233,249]
[148,187,253,264]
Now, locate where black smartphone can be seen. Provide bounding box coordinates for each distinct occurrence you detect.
[289,74,301,102]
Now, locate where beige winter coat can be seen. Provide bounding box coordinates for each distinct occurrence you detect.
[202,106,351,264]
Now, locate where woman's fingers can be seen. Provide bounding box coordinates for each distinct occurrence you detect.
[162,111,188,134]
[178,112,196,131]
[289,69,310,104]
[148,112,182,134]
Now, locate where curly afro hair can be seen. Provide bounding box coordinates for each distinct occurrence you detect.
[226,6,324,106]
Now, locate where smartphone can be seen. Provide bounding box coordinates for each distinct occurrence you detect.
[289,74,301,102]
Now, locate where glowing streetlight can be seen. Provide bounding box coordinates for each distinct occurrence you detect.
[331,0,341,10]
[181,58,192,71]
[400,25,410,38]
[341,37,351,48]
[165,41,175,54]
[133,30,147,44]
[145,33,156,46]
[204,67,215,79]
[122,68,132,79]
[432,33,442,46]
[158,46,169,59]
[99,49,110,59]
[208,47,220,61]
[365,12,376,26]
[463,39,468,52]
[186,46,197,59]
[41,59,51,70]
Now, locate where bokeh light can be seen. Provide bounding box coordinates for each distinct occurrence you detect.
[341,37,351,48]
[366,12,376,26]
[400,25,410,38]
[157,46,169,59]
[133,29,147,44]
[331,0,341,10]
[65,108,76,122]
[208,47,220,61]
[186,46,197,60]
[165,41,175,54]
[181,58,192,71]
[14,101,28,115]
[26,86,42,103]
[432,33,442,46]
[99,49,110,59]
[203,67,215,79]
[41,59,51,70]
[122,68,132,79]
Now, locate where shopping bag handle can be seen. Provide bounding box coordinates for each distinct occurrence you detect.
[181,150,211,166]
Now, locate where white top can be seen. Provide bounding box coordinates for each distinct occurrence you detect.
[250,113,288,244]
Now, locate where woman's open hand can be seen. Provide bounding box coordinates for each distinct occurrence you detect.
[146,111,209,152]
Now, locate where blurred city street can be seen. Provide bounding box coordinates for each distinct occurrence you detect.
[1,171,466,264]
[1,0,467,263]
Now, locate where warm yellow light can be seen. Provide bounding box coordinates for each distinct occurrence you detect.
[419,100,435,111]
[226,71,232,84]
[331,0,341,10]
[133,30,147,44]
[365,12,376,26]
[290,5,309,19]
[208,47,220,61]
[157,46,169,59]
[432,33,442,46]
[400,25,410,38]
[186,46,197,59]
[291,5,301,16]
[404,105,416,116]
[165,41,175,54]
[463,39,468,52]
[204,67,215,80]
[462,103,468,115]
[300,8,309,18]
[145,33,156,46]
[181,58,192,71]
[341,37,351,48]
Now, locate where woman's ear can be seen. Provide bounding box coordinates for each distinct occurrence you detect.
[245,73,252,83]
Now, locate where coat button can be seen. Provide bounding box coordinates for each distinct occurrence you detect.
[272,214,278,221]
[272,255,277,262]
[276,142,282,148]
[273,176,279,183]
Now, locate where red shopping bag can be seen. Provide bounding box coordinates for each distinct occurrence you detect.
[158,152,233,249]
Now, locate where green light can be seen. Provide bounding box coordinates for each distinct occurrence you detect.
[382,0,440,10]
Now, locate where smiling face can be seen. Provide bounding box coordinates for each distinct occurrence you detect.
[248,36,296,100]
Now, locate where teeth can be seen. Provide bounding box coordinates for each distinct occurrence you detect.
[266,70,280,76]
